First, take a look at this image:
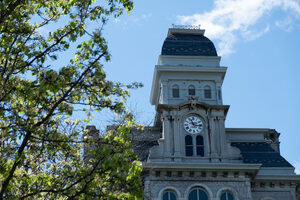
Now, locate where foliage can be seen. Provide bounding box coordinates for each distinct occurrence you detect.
[0,0,143,199]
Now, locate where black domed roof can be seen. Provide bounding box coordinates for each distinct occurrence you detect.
[161,33,218,56]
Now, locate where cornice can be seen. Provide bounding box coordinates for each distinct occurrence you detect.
[143,162,261,171]
[156,101,230,116]
[255,174,300,181]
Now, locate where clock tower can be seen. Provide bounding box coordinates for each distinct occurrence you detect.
[148,27,240,162]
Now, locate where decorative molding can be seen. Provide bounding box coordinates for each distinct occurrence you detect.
[172,24,201,29]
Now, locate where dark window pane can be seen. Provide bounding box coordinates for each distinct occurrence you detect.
[196,136,203,145]
[185,135,193,156]
[221,193,226,200]
[198,190,208,200]
[188,86,195,95]
[189,171,194,177]
[188,189,197,200]
[189,189,208,200]
[186,146,193,156]
[167,171,172,177]
[196,136,204,156]
[155,171,160,177]
[196,147,204,156]
[170,192,176,200]
[163,192,168,200]
[188,89,195,95]
[204,89,211,99]
[185,135,193,145]
[221,192,234,200]
[172,88,179,98]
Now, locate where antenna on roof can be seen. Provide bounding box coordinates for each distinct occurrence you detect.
[172,24,201,29]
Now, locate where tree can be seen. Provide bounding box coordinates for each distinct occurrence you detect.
[0,0,143,199]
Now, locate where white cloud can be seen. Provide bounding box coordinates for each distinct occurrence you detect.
[177,0,300,56]
[114,13,152,25]
[132,13,152,23]
[294,161,300,174]
[275,17,294,32]
[141,13,152,20]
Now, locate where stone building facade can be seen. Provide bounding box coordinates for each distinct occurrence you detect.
[132,27,300,200]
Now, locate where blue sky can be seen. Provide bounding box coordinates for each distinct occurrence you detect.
[88,0,300,173]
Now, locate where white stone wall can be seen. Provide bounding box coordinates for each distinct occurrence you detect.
[144,173,252,200]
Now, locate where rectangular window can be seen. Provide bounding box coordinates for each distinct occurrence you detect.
[155,171,160,177]
[196,135,204,156]
[204,89,211,99]
[177,171,182,177]
[172,88,179,98]
[166,171,172,177]
[185,135,193,156]
[189,171,194,177]
[196,146,204,156]
[188,88,195,95]
[186,146,193,156]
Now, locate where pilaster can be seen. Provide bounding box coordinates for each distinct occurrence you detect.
[218,116,227,157]
[208,114,218,158]
[172,112,181,160]
[160,80,168,104]
[162,111,171,160]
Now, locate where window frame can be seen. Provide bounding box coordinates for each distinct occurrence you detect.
[188,85,196,96]
[185,134,205,157]
[196,135,204,156]
[162,190,177,200]
[188,188,208,200]
[185,135,194,157]
[204,85,212,99]
[172,84,180,98]
[220,191,234,200]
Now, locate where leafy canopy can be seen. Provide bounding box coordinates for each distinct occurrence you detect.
[0,0,143,199]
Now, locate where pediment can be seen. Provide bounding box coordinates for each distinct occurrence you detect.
[156,97,229,115]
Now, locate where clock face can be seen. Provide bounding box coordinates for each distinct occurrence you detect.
[184,116,203,134]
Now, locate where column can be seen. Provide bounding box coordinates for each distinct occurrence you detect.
[218,116,227,156]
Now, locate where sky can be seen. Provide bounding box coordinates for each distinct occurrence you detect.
[89,0,300,174]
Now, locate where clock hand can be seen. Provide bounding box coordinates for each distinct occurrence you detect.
[189,119,195,126]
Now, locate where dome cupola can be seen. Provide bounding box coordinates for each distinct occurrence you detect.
[161,28,218,57]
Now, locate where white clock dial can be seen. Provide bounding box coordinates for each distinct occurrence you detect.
[184,116,203,134]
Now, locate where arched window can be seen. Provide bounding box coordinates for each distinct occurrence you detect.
[172,85,179,98]
[221,192,234,200]
[163,190,177,200]
[204,86,211,99]
[188,85,195,96]
[189,188,208,200]
[196,135,204,156]
[185,135,193,156]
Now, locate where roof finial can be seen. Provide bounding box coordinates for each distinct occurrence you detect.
[172,24,201,29]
